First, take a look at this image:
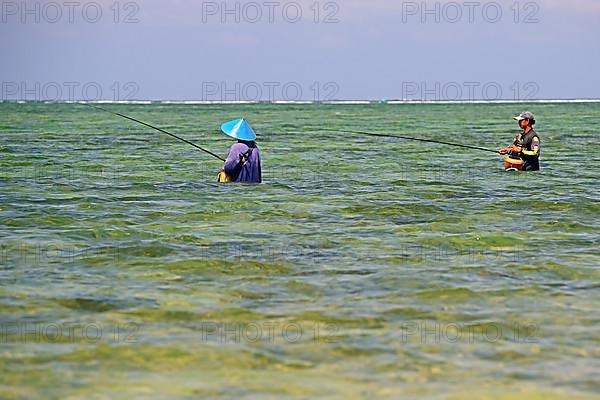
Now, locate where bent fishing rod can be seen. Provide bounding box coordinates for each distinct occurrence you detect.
[82,103,226,162]
[318,128,499,154]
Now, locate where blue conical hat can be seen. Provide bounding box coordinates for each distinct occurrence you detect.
[220,118,257,141]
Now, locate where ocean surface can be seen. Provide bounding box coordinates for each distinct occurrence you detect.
[1,102,599,399]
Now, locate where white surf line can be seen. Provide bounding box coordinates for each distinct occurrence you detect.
[3,99,600,104]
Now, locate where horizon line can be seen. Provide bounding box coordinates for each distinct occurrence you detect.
[2,99,600,105]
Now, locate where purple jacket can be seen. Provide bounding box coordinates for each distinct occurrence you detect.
[223,141,262,183]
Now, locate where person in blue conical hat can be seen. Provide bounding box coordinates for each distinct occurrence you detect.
[217,118,262,183]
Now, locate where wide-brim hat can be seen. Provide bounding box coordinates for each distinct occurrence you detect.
[220,118,257,141]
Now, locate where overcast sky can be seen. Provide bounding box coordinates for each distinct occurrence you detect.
[1,0,599,101]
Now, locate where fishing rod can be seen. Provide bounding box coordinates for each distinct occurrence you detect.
[318,128,499,154]
[82,102,226,162]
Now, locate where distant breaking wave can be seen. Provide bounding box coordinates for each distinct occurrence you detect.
[2,99,600,104]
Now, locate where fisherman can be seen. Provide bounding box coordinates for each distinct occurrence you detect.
[218,118,262,183]
[498,111,541,171]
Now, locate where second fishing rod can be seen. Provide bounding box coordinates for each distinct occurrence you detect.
[317,128,500,154]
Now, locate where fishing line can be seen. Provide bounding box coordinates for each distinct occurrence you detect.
[318,128,499,154]
[82,102,226,162]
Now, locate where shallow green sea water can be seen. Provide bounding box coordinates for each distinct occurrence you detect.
[1,102,599,399]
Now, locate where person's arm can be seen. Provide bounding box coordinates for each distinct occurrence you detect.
[509,144,522,154]
[499,134,523,154]
[521,136,540,156]
[223,144,243,175]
